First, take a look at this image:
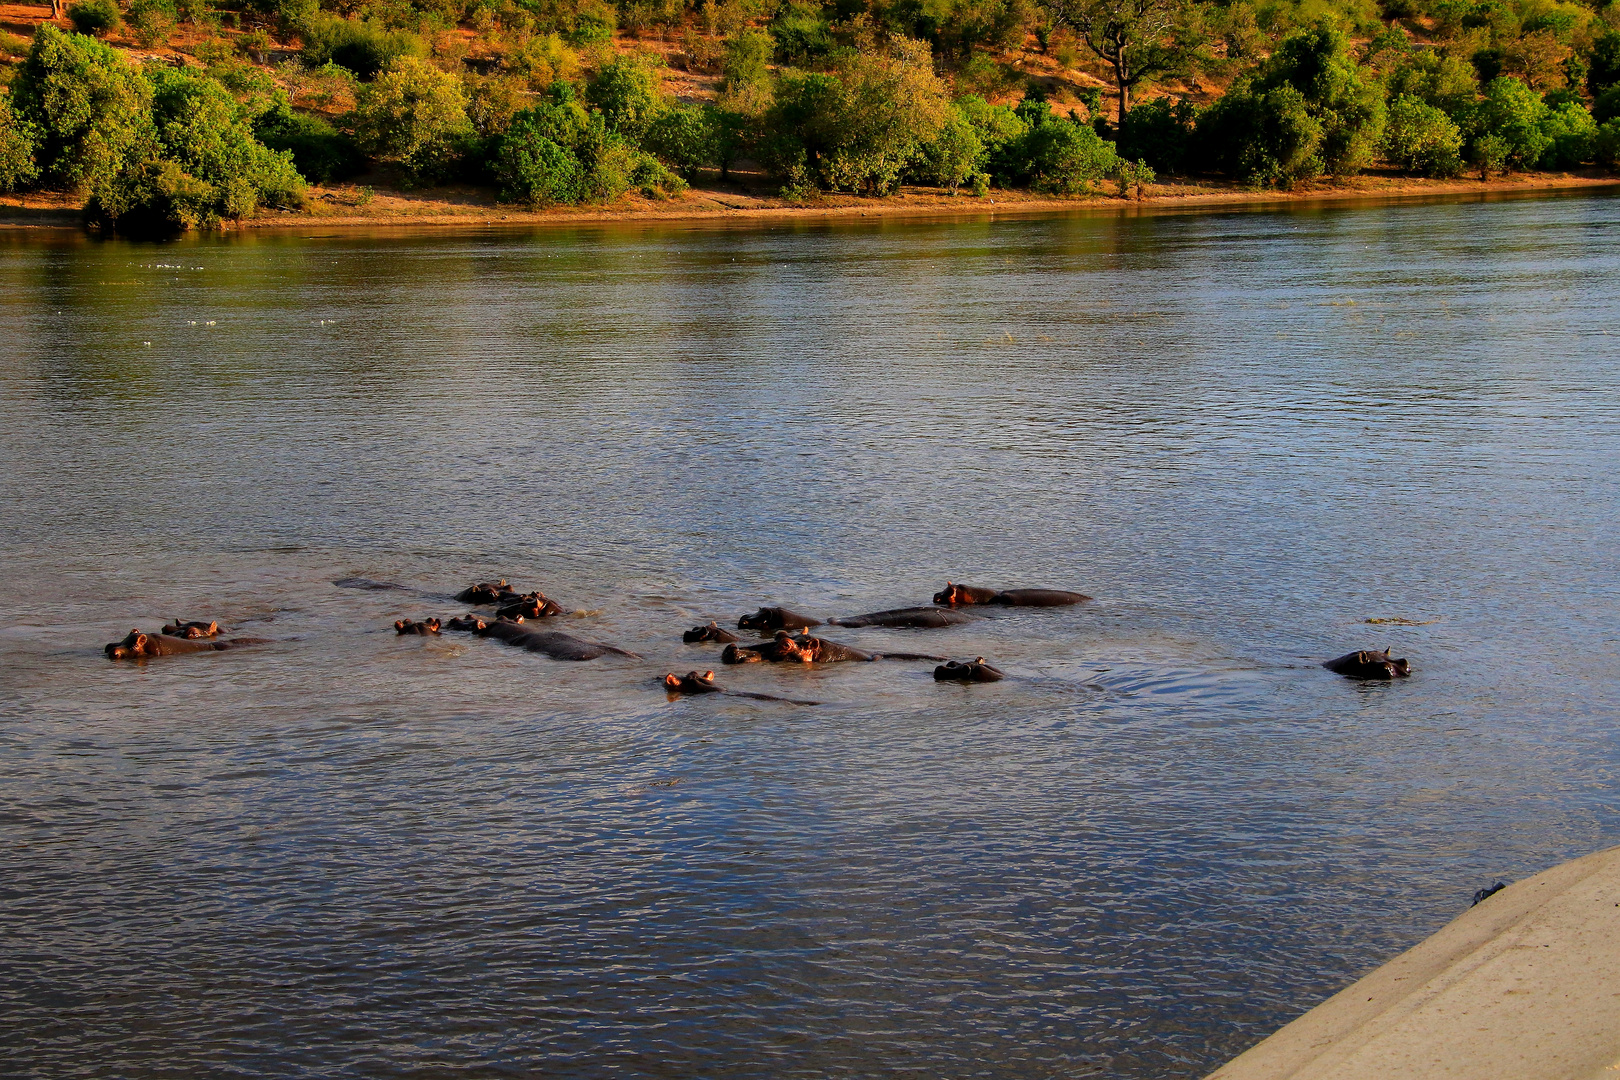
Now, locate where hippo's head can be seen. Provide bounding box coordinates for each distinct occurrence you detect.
[934,656,1006,683]
[445,614,486,632]
[105,630,154,660]
[738,608,772,631]
[163,619,219,639]
[934,582,964,605]
[721,643,762,664]
[774,629,817,663]
[933,582,999,606]
[664,670,720,694]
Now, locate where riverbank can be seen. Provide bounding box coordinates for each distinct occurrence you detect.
[3,171,1617,233]
[1205,843,1620,1080]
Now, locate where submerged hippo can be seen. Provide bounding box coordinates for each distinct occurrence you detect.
[661,670,820,705]
[829,606,976,629]
[739,607,822,632]
[455,580,517,605]
[1323,648,1411,680]
[723,630,944,665]
[933,582,1091,607]
[334,577,410,592]
[934,657,1007,683]
[394,618,442,635]
[495,592,563,620]
[459,616,638,661]
[106,629,269,660]
[683,622,740,644]
[162,619,219,639]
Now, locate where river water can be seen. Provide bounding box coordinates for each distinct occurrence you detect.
[2,192,1618,1079]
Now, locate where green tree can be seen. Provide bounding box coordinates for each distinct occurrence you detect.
[1537,98,1595,168]
[148,67,305,218]
[1382,93,1463,176]
[586,56,668,142]
[1118,94,1196,173]
[1385,50,1479,117]
[643,102,713,180]
[1589,32,1620,96]
[956,93,1030,184]
[1197,81,1325,184]
[495,112,586,204]
[0,92,40,193]
[1595,119,1620,169]
[1022,114,1120,192]
[353,55,474,184]
[1468,75,1550,169]
[912,101,985,190]
[1039,0,1185,121]
[1251,21,1384,175]
[10,25,155,194]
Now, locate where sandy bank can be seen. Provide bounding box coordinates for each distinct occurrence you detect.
[2,172,1616,234]
[1206,843,1620,1080]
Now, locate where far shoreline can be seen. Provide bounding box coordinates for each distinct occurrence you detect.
[2,171,1617,236]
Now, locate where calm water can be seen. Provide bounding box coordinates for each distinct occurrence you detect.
[2,194,1619,1079]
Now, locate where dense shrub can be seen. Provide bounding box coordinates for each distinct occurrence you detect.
[1595,119,1620,169]
[1589,32,1620,96]
[956,93,1028,185]
[643,102,713,180]
[353,56,474,183]
[146,67,305,217]
[67,0,121,37]
[255,104,365,181]
[1468,76,1550,169]
[300,16,426,80]
[585,56,666,140]
[1118,96,1198,174]
[770,1,833,63]
[495,115,585,203]
[1198,82,1325,185]
[0,93,40,192]
[1021,116,1120,193]
[911,101,984,190]
[1385,50,1480,117]
[495,85,684,205]
[1250,21,1384,175]
[128,0,177,46]
[1536,99,1595,168]
[10,25,155,194]
[1382,94,1463,176]
[1593,85,1620,126]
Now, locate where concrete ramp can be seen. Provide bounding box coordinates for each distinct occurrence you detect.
[1207,844,1620,1080]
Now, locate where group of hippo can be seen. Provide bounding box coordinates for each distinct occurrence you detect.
[104,576,1414,694]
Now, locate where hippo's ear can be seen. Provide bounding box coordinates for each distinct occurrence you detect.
[774,629,789,639]
[205,621,218,634]
[664,673,681,687]
[975,656,984,663]
[134,633,149,648]
[702,670,714,679]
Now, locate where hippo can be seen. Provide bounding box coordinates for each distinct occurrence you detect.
[1323,648,1411,680]
[455,580,517,605]
[495,592,563,620]
[723,630,945,665]
[394,618,442,635]
[933,582,1091,606]
[829,606,977,629]
[162,619,219,639]
[445,614,488,632]
[934,657,1007,683]
[334,577,410,591]
[106,629,269,660]
[684,622,740,644]
[463,616,638,661]
[661,670,820,705]
[739,607,822,632]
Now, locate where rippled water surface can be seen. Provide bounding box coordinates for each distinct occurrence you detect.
[3,194,1620,1079]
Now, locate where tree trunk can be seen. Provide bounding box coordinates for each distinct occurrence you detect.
[1115,54,1129,124]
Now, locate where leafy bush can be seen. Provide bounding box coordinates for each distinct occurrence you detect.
[1468,76,1550,169]
[956,94,1028,185]
[300,16,426,80]
[643,102,713,180]
[0,93,40,192]
[1198,82,1325,185]
[585,56,666,140]
[569,2,615,45]
[1119,96,1198,174]
[495,116,585,203]
[771,1,833,63]
[10,25,155,194]
[1382,93,1463,176]
[1249,20,1384,175]
[1595,119,1620,169]
[85,157,217,232]
[1593,85,1620,127]
[1385,50,1479,117]
[1536,99,1595,168]
[721,28,772,91]
[255,104,365,181]
[1022,117,1120,194]
[147,67,305,217]
[1589,32,1620,96]
[67,0,121,37]
[911,101,984,190]
[761,40,950,195]
[495,85,684,205]
[353,55,474,183]
[129,0,178,46]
